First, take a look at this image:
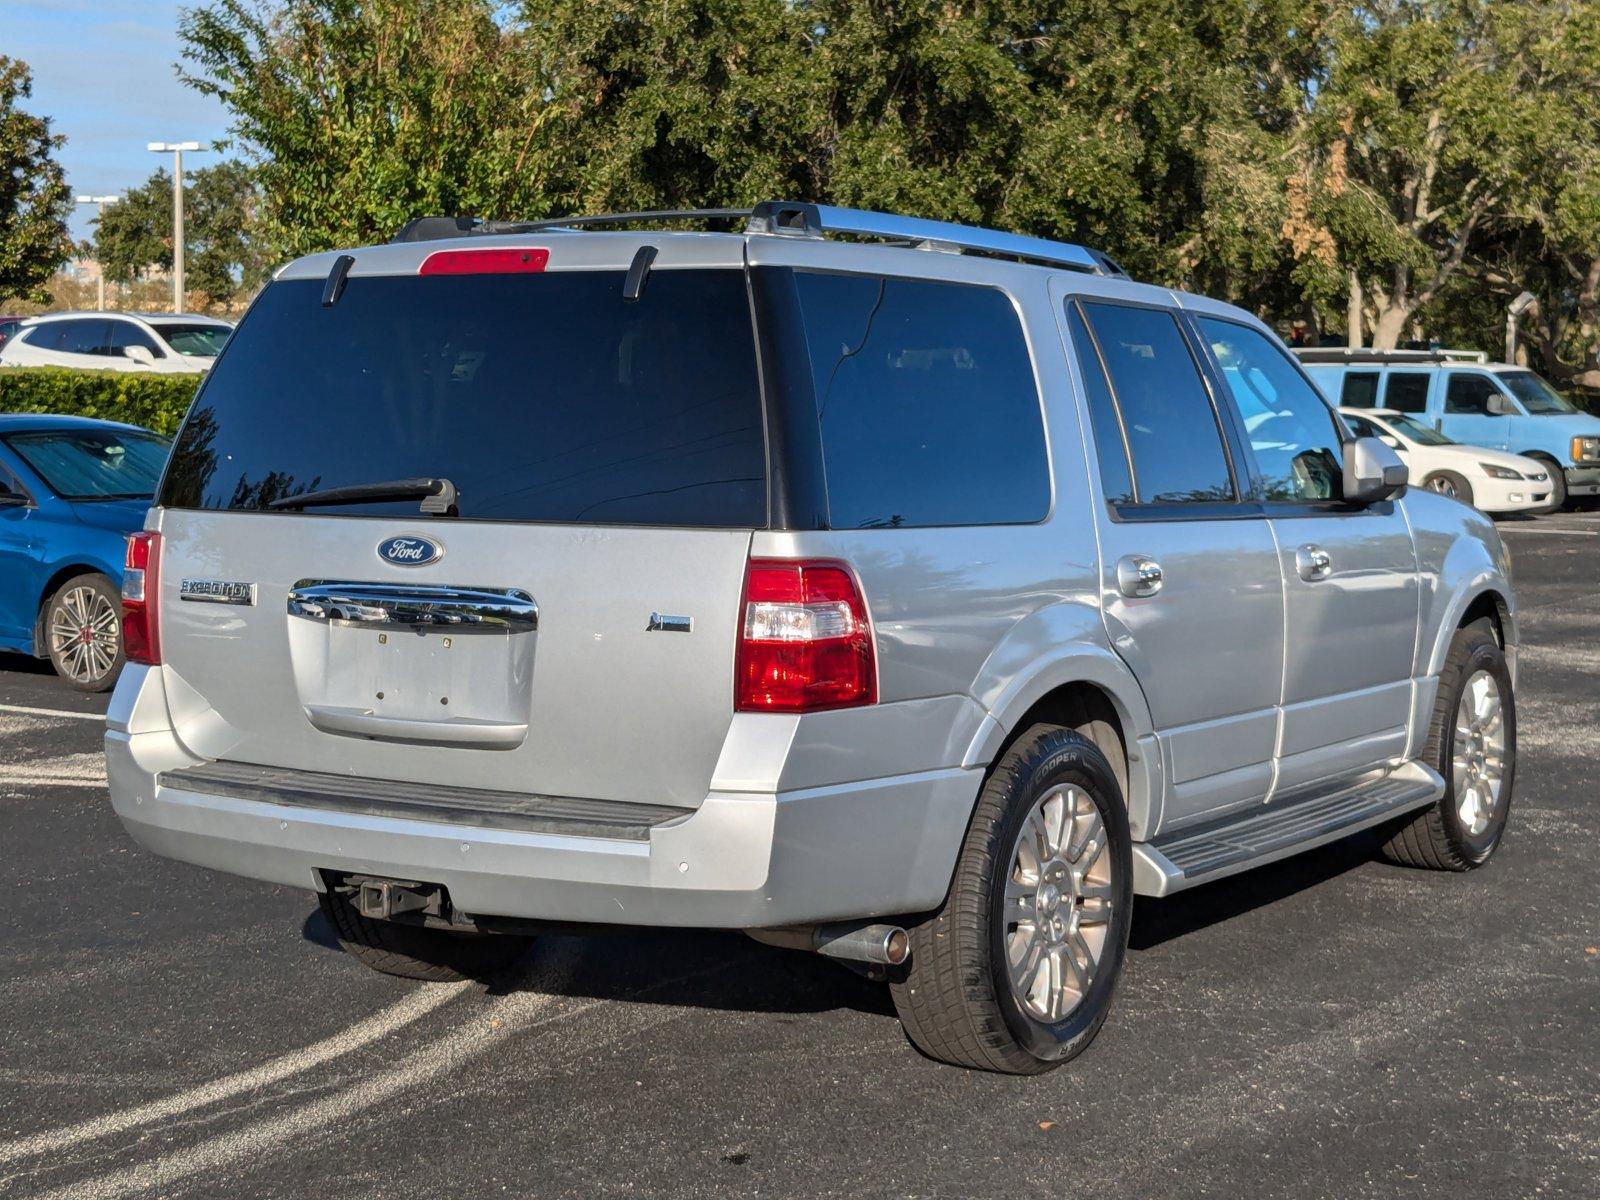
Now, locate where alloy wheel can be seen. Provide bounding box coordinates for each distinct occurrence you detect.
[1002,785,1115,1023]
[1452,669,1507,836]
[49,585,120,686]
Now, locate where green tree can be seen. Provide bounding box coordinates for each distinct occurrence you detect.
[0,56,73,304]
[1289,1,1581,348]
[180,0,541,257]
[93,162,270,300]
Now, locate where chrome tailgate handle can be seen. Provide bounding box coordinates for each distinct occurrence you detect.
[288,581,538,633]
[1295,545,1333,582]
[1116,555,1164,598]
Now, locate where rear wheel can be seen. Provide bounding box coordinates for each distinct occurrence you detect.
[1382,619,1515,869]
[890,726,1133,1074]
[1422,471,1474,507]
[317,890,533,982]
[44,573,124,693]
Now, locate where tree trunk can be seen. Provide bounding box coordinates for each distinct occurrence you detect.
[1369,303,1411,349]
[1347,270,1362,347]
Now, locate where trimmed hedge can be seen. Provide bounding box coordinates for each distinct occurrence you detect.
[0,368,199,436]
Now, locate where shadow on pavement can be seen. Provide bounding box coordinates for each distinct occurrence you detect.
[299,906,898,1018]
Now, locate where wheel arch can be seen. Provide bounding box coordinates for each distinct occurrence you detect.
[966,647,1160,840]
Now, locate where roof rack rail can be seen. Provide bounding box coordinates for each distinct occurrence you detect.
[1293,347,1489,365]
[391,201,1125,276]
[747,201,1120,276]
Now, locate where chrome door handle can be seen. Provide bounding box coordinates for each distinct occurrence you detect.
[1116,555,1164,598]
[1296,545,1333,581]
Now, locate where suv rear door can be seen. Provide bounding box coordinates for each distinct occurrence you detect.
[152,241,764,808]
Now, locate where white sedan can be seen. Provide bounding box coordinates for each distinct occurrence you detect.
[0,312,232,375]
[1340,407,1552,513]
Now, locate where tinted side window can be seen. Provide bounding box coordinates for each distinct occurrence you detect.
[55,320,110,356]
[1445,373,1502,415]
[1342,414,1382,440]
[1383,373,1430,414]
[1080,302,1233,504]
[795,272,1049,528]
[1341,372,1380,407]
[1065,302,1134,505]
[106,321,163,356]
[0,462,28,502]
[1198,318,1343,502]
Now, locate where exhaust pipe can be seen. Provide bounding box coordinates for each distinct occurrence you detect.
[745,921,911,967]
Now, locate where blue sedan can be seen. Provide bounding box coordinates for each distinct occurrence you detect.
[0,414,170,691]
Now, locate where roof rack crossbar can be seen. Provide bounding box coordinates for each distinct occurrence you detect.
[390,201,1123,276]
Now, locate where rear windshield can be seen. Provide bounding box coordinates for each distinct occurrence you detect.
[149,323,231,357]
[6,429,170,500]
[160,269,766,526]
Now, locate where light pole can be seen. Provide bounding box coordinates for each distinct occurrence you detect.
[1505,291,1537,365]
[74,195,119,311]
[147,141,204,313]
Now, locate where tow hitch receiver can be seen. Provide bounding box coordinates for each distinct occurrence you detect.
[355,878,441,921]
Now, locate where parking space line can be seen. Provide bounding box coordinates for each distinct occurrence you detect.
[1498,527,1596,536]
[0,979,471,1168]
[0,703,105,723]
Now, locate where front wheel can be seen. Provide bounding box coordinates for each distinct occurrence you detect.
[1382,619,1515,869]
[890,726,1133,1074]
[1530,457,1567,511]
[1422,471,1474,507]
[45,573,124,693]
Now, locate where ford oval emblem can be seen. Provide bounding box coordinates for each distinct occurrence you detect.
[377,534,444,567]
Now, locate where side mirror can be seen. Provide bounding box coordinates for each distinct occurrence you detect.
[123,345,156,367]
[1486,393,1515,416]
[1380,434,1402,450]
[1343,436,1408,504]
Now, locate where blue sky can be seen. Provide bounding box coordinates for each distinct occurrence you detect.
[8,1,232,242]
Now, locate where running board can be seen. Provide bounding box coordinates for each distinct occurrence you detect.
[1132,762,1444,896]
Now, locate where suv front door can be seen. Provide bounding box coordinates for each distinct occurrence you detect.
[1195,316,1420,795]
[1060,291,1285,831]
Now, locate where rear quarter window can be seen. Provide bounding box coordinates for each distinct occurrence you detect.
[792,272,1049,528]
[160,269,767,527]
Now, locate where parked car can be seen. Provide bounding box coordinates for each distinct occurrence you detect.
[0,312,233,374]
[105,204,1518,1074]
[0,316,24,349]
[0,415,170,691]
[1338,407,1551,512]
[1298,348,1600,509]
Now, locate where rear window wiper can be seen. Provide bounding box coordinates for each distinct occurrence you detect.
[267,476,459,515]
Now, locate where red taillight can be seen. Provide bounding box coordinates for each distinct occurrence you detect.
[735,559,877,713]
[417,248,550,276]
[122,531,161,665]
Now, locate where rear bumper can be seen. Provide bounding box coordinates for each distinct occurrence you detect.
[1563,465,1600,496]
[105,726,980,929]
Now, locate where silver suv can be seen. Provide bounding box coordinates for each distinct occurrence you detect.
[105,203,1518,1074]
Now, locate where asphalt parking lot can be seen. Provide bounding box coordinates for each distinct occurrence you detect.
[1,513,1596,1200]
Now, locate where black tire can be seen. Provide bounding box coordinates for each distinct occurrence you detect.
[1527,455,1567,512]
[1382,619,1516,870]
[43,572,124,693]
[890,725,1133,1074]
[1421,470,1474,507]
[317,890,533,982]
